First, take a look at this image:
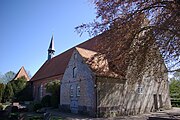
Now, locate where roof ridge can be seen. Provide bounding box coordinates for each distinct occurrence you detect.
[31,33,104,81]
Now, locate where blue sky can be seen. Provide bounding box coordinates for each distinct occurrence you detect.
[0,0,96,76]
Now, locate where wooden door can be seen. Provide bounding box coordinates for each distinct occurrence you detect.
[153,94,158,110]
[159,94,163,108]
[70,100,78,113]
[70,84,78,113]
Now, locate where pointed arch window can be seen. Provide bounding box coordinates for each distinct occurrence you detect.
[76,85,80,97]
[137,84,143,94]
[40,84,43,98]
[74,53,77,60]
[70,85,73,97]
[73,67,77,78]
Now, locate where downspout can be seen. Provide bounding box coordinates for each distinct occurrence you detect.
[95,76,98,118]
[59,81,61,110]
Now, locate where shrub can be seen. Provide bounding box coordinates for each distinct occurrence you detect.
[3,83,14,102]
[41,95,51,107]
[26,102,35,112]
[29,115,43,120]
[171,99,180,107]
[33,103,42,111]
[0,83,4,103]
[46,80,60,108]
[9,112,19,120]
[51,95,59,108]
[11,106,18,113]
[0,104,3,110]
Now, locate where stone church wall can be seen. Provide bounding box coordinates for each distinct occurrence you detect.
[96,46,171,117]
[96,72,171,117]
[33,75,62,101]
[60,50,96,117]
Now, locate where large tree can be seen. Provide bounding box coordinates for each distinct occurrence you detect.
[3,83,14,102]
[170,72,180,99]
[10,76,27,101]
[10,77,26,95]
[76,0,180,73]
[0,83,4,102]
[0,71,16,84]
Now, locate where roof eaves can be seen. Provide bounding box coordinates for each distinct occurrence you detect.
[30,73,63,82]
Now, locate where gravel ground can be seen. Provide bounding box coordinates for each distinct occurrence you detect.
[46,107,180,120]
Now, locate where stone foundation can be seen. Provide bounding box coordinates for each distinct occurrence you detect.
[60,104,96,117]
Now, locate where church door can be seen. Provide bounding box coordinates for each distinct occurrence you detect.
[70,84,78,113]
[153,94,158,110]
[70,100,78,113]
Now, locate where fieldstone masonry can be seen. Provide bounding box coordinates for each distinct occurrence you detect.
[60,50,96,116]
[60,47,171,117]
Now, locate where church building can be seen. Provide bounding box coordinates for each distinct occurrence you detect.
[30,32,171,117]
[12,66,30,81]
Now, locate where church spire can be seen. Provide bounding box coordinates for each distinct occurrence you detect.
[48,35,55,60]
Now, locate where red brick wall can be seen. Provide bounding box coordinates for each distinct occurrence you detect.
[33,74,63,101]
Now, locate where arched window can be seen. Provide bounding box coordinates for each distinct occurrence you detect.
[40,84,43,98]
[137,84,143,94]
[73,67,77,78]
[74,53,77,59]
[70,85,73,97]
[76,85,80,97]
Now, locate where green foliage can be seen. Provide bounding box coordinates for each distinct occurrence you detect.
[170,72,180,99]
[50,116,62,120]
[33,103,42,111]
[46,80,60,94]
[11,106,18,113]
[0,104,3,110]
[10,76,32,101]
[170,72,180,107]
[1,76,33,102]
[27,102,35,112]
[29,115,43,120]
[0,71,16,84]
[0,83,4,102]
[0,72,3,83]
[51,94,59,108]
[10,76,27,96]
[3,83,14,102]
[9,112,19,120]
[17,82,33,101]
[173,72,180,81]
[170,79,180,98]
[41,95,51,107]
[171,99,180,107]
[46,80,60,108]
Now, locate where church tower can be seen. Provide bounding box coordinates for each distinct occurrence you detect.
[48,35,55,60]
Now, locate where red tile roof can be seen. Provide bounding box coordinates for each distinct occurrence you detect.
[76,47,123,79]
[30,35,103,81]
[13,66,30,81]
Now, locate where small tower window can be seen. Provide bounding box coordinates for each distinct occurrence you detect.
[76,85,80,97]
[137,84,143,94]
[74,53,77,59]
[73,67,77,78]
[70,85,73,97]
